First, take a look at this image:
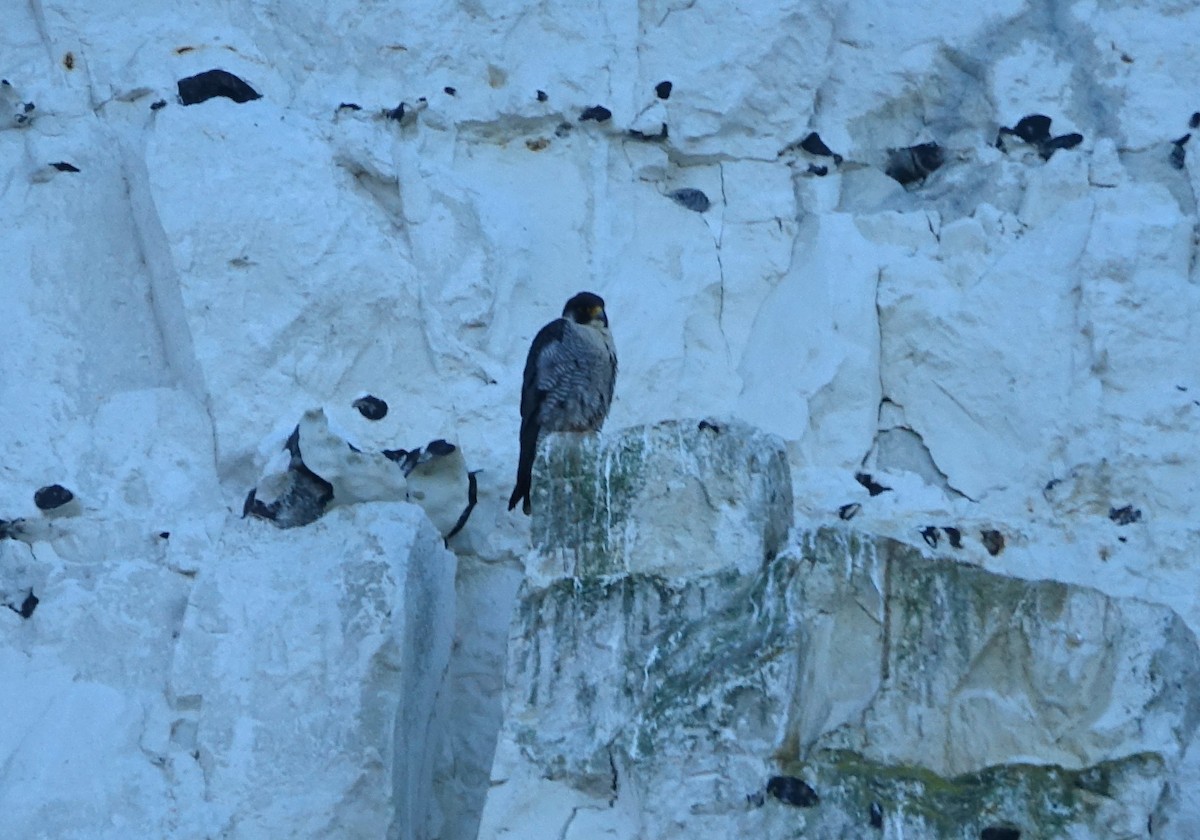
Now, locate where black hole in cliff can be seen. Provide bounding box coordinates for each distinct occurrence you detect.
[980,529,1005,556]
[885,142,944,186]
[50,161,80,172]
[920,526,939,548]
[1012,114,1052,144]
[34,484,74,510]
[580,105,612,122]
[1109,505,1142,525]
[669,188,710,213]
[1171,134,1189,170]
[353,395,388,421]
[1191,112,1200,129]
[838,502,861,520]
[943,526,963,548]
[9,592,38,619]
[655,80,672,99]
[766,776,819,807]
[444,86,456,96]
[869,800,883,829]
[799,131,843,164]
[177,70,261,106]
[1038,132,1083,161]
[981,827,1020,840]
[536,89,548,102]
[425,439,456,457]
[855,472,891,496]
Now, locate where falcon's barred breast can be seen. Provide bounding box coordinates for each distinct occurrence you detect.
[508,292,618,514]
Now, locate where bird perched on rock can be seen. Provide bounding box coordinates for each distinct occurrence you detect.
[508,292,617,514]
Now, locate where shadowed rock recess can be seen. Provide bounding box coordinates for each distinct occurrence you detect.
[479,422,1200,839]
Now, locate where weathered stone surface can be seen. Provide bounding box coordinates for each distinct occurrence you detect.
[529,419,792,580]
[480,522,1200,839]
[169,503,456,840]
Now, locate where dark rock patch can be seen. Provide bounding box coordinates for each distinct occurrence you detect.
[921,526,939,548]
[536,89,548,102]
[425,439,456,458]
[34,484,74,511]
[807,164,828,176]
[337,102,362,111]
[1191,112,1200,129]
[385,98,426,122]
[50,162,80,172]
[443,86,457,96]
[1039,132,1083,160]
[8,591,38,619]
[981,827,1020,840]
[698,419,721,433]
[353,395,388,421]
[869,800,884,829]
[854,472,891,496]
[177,69,261,106]
[766,775,819,807]
[943,526,963,549]
[1170,134,1189,170]
[1109,505,1142,526]
[669,188,710,212]
[159,531,170,539]
[980,529,1005,556]
[655,80,673,100]
[799,131,843,164]
[838,502,861,521]
[1010,114,1052,144]
[150,99,167,111]
[885,142,944,186]
[579,105,612,122]
[996,114,1083,161]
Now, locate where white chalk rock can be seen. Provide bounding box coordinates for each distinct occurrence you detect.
[480,422,1200,839]
[528,419,793,580]
[170,503,456,840]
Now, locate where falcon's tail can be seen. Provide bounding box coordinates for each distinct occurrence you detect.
[507,420,538,515]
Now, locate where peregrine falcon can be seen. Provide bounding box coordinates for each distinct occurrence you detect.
[508,292,618,514]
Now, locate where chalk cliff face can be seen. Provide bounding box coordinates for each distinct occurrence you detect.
[3,0,1200,837]
[480,424,1200,838]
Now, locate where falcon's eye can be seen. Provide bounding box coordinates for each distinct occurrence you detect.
[591,306,604,320]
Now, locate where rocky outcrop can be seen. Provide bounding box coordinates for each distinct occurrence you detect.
[479,425,1200,839]
[0,504,455,840]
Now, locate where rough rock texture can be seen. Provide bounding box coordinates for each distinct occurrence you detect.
[530,419,792,579]
[479,430,1200,839]
[6,0,1200,837]
[0,503,455,840]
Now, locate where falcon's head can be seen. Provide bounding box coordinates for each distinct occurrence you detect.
[562,291,608,328]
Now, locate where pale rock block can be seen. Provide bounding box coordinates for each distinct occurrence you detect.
[482,522,1200,839]
[528,419,792,580]
[169,503,456,840]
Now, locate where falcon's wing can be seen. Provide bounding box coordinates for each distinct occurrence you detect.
[520,318,569,420]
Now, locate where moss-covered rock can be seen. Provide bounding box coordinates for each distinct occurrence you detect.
[481,421,1200,839]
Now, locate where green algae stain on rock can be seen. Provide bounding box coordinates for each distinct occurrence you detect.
[531,430,648,576]
[529,420,793,580]
[778,749,1165,839]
